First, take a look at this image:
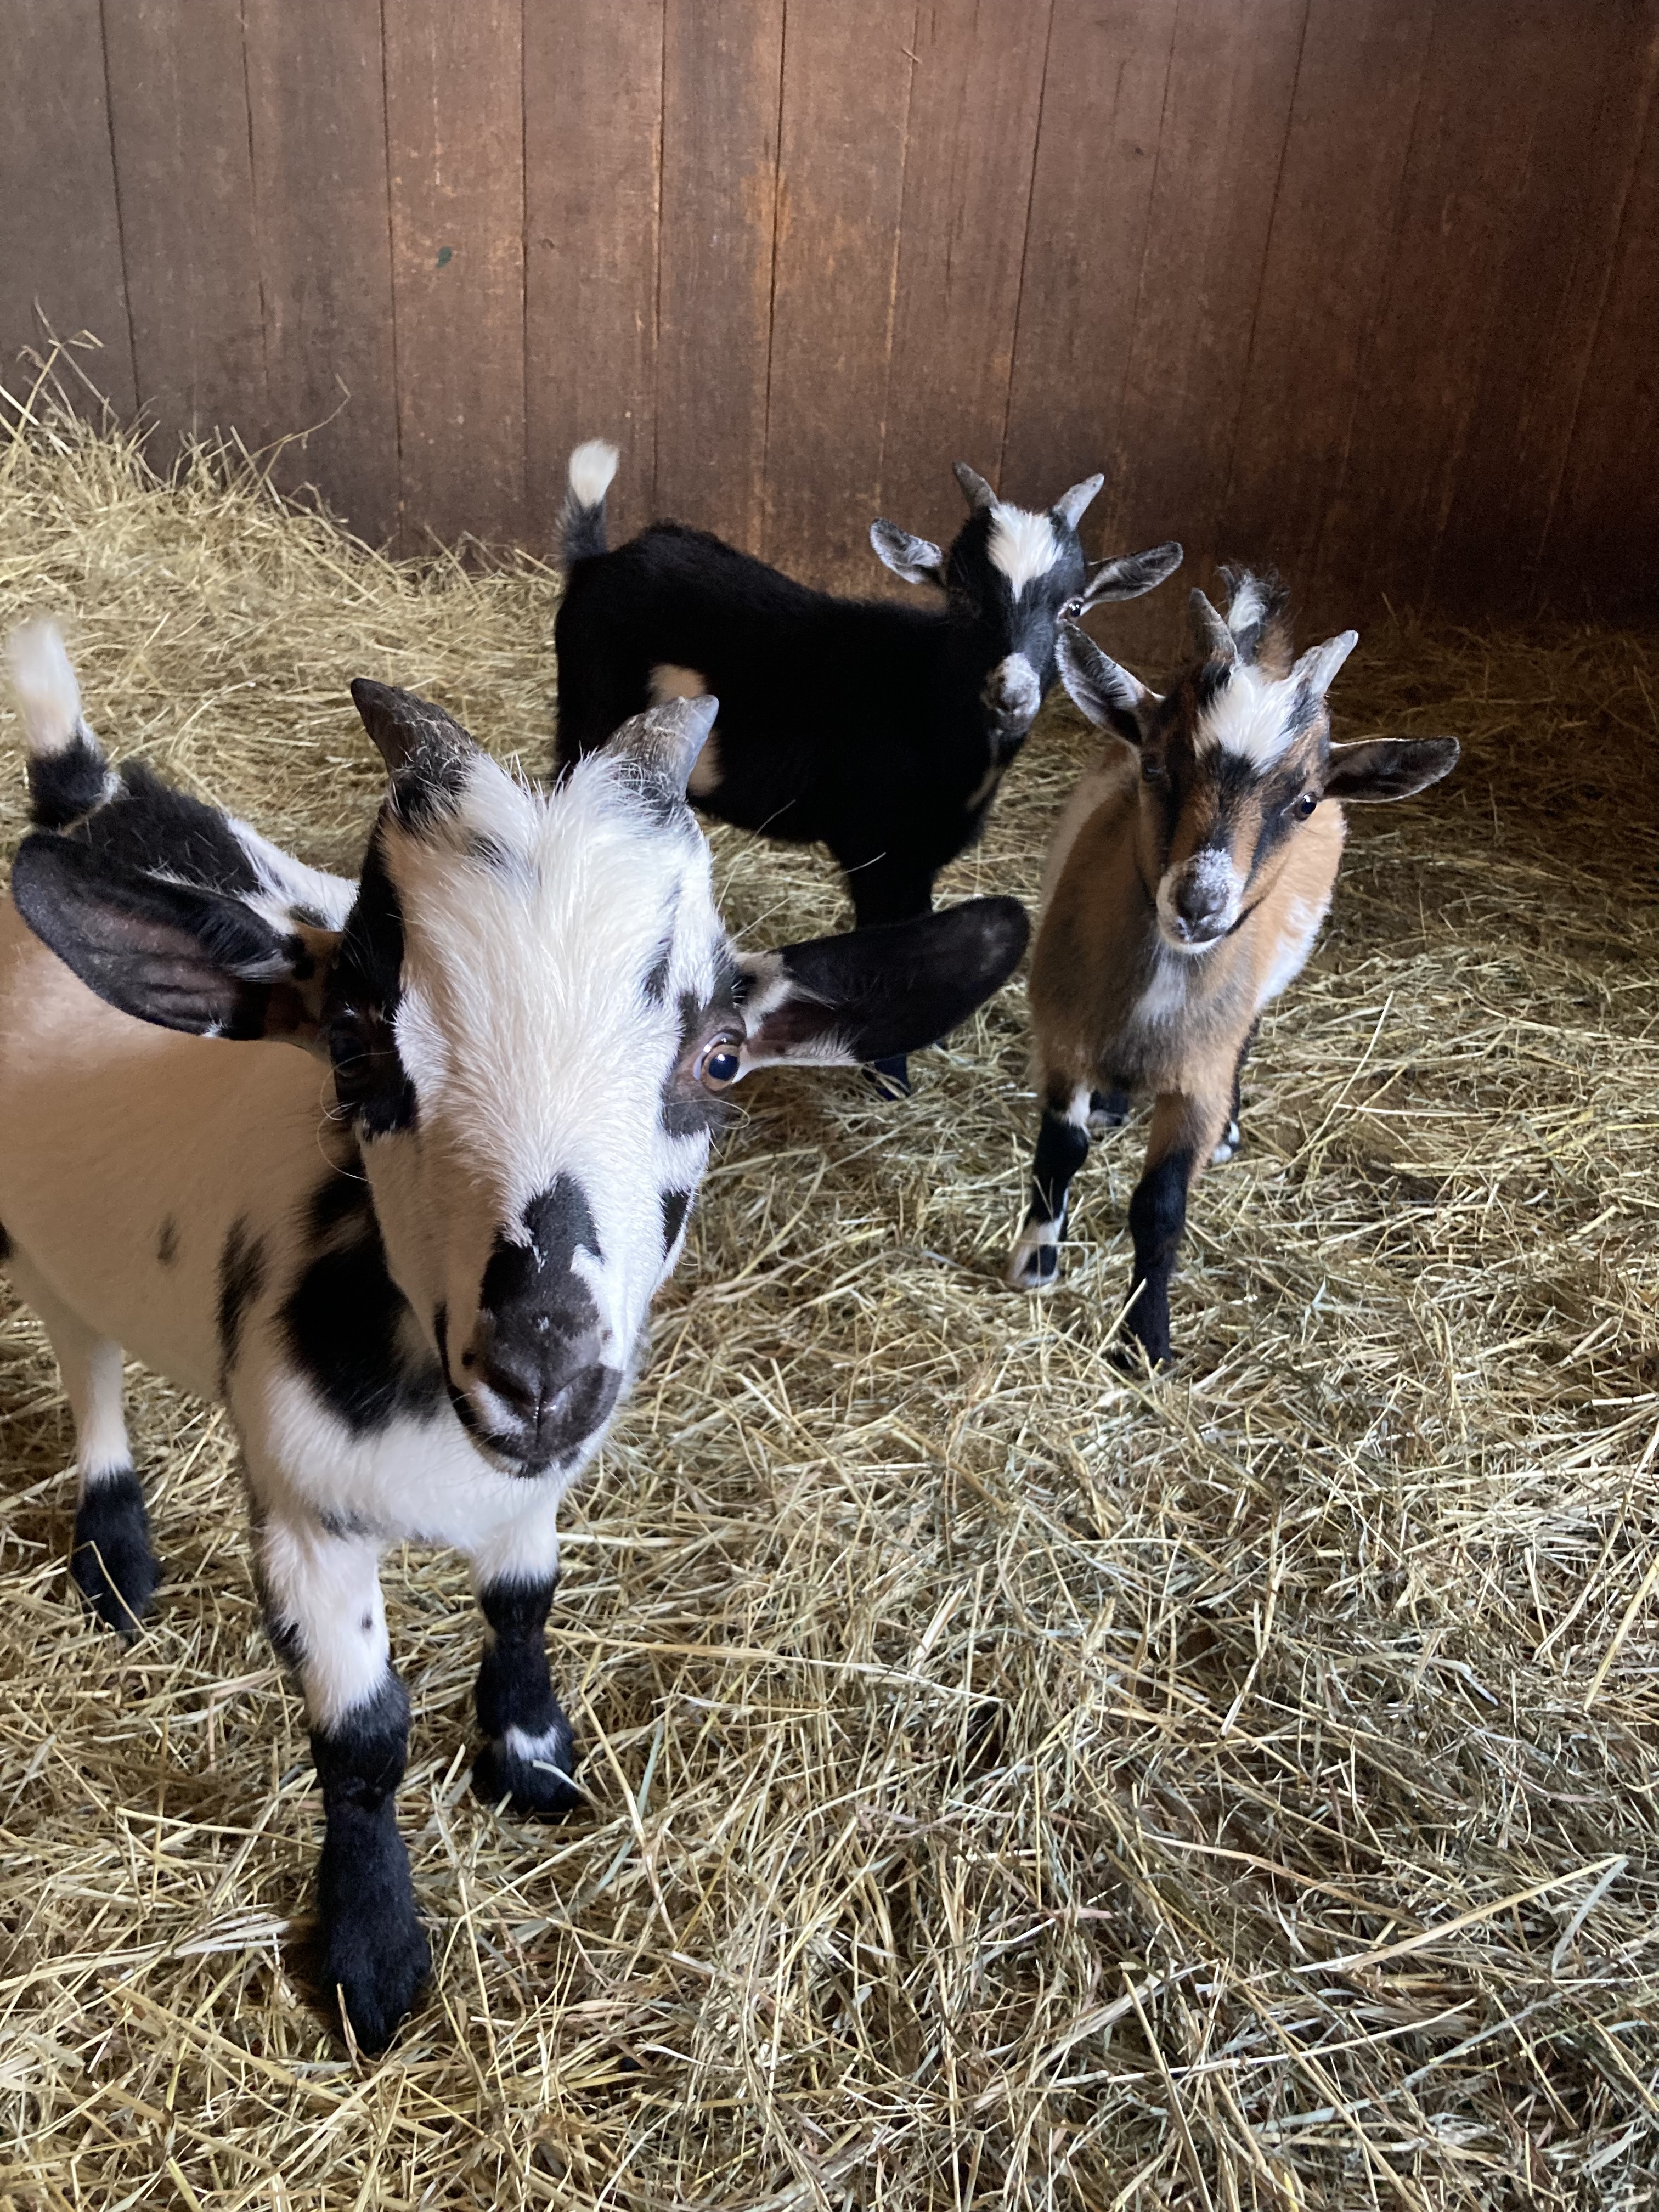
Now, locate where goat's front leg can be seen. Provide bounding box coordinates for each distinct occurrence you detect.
[472,1574,581,1816]
[259,1513,429,2051]
[1124,1088,1231,1368]
[843,854,937,1098]
[1007,1081,1092,1290]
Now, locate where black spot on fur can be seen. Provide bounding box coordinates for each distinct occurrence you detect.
[67,760,263,891]
[472,1576,580,1816]
[326,836,416,1137]
[642,940,673,1004]
[1030,1109,1091,1226]
[27,733,109,832]
[661,1187,691,1251]
[156,1215,179,1268]
[71,1469,159,1635]
[310,1671,430,2051]
[1126,1147,1194,1369]
[283,1193,444,1435]
[217,1216,267,1385]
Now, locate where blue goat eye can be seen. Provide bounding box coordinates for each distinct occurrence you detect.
[701,1044,742,1090]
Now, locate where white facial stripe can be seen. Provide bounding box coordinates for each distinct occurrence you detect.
[1198,665,1304,768]
[987,507,1062,596]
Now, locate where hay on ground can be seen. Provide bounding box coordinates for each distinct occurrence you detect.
[1,368,1657,2211]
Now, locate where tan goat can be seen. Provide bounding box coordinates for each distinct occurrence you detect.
[1007,572,1460,1365]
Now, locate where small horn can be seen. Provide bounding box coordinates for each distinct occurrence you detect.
[606,694,719,793]
[953,462,997,514]
[1053,474,1105,532]
[1189,589,1239,667]
[349,680,473,777]
[1291,629,1359,698]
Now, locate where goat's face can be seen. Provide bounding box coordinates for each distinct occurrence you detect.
[1056,574,1462,956]
[868,465,1182,754]
[10,674,1030,1481]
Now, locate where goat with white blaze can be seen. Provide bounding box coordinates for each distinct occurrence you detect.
[552,441,1182,1090]
[1007,574,1459,1366]
[0,624,1028,2050]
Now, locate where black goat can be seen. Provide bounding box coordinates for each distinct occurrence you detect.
[553,443,1180,1087]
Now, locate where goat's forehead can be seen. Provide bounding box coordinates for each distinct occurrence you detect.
[1189,665,1320,771]
[986,506,1067,597]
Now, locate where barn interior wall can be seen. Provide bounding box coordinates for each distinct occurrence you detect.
[2,0,1655,645]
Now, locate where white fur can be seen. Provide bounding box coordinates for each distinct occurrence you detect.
[1260,890,1330,1003]
[1134,946,1194,1023]
[1226,575,1267,640]
[984,653,1041,725]
[7,620,88,757]
[1197,664,1301,768]
[987,507,1062,596]
[567,439,619,510]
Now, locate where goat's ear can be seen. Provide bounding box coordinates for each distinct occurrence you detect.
[1323,736,1460,804]
[732,897,1028,1073]
[1077,539,1183,607]
[9,833,338,1046]
[1056,623,1159,745]
[869,518,946,589]
[602,695,719,793]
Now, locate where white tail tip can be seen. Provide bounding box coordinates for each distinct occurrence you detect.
[567,438,620,510]
[7,620,87,758]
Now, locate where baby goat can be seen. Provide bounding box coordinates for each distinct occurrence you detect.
[1007,575,1459,1365]
[0,627,1026,2050]
[553,442,1181,1087]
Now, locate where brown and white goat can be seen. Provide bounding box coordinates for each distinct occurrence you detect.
[1007,574,1460,1365]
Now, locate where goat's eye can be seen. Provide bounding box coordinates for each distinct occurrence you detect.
[1140,754,1164,783]
[698,1041,743,1090]
[1295,791,1319,820]
[1060,596,1085,620]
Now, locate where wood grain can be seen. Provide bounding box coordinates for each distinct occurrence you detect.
[0,0,136,417]
[243,0,400,545]
[101,0,267,453]
[385,0,526,551]
[524,0,666,554]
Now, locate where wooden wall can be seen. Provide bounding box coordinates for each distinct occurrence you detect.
[3,0,1656,628]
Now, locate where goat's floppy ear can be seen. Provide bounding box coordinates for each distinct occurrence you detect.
[603,695,719,794]
[732,896,1028,1073]
[869,518,946,589]
[1056,623,1159,745]
[1323,736,1460,803]
[10,833,338,1045]
[1077,539,1184,608]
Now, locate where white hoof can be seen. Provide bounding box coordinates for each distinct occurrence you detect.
[1211,1119,1242,1165]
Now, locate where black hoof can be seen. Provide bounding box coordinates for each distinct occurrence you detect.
[71,1470,159,1637]
[473,1724,582,1818]
[322,1906,431,2054]
[865,1054,912,1099]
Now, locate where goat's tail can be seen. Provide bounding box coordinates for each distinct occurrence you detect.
[560,439,620,567]
[7,621,113,830]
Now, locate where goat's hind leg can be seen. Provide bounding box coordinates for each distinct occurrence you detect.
[5,1243,156,1633]
[1007,1081,1092,1290]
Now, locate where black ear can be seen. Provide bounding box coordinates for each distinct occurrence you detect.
[870,518,947,589]
[736,897,1029,1071]
[1323,736,1461,803]
[10,833,336,1043]
[1077,540,1183,606]
[1055,623,1159,746]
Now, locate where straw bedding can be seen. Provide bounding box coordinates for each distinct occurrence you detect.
[1,376,1656,2211]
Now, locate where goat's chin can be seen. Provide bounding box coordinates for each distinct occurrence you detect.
[1156,919,1226,958]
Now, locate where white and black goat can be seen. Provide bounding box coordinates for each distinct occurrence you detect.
[0,625,1027,2051]
[1007,575,1459,1365]
[552,441,1182,1088]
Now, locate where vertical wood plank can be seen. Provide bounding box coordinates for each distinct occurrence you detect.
[1103,0,1311,591]
[1000,0,1180,532]
[1313,0,1582,607]
[243,0,400,545]
[101,0,268,454]
[877,0,1053,567]
[655,0,785,550]
[1541,70,1659,613]
[384,0,527,551]
[1215,0,1435,605]
[0,0,136,416]
[759,0,915,585]
[1433,1,1659,607]
[524,0,664,554]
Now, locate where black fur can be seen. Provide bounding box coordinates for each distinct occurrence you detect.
[1030,1109,1091,1225]
[466,1178,619,1471]
[0,1221,9,1265]
[59,760,263,892]
[661,1187,691,1251]
[472,1576,581,1816]
[70,1468,159,1634]
[281,1176,445,1435]
[310,1672,430,2051]
[554,498,1176,957]
[27,733,109,831]
[325,836,416,1137]
[1126,1147,1194,1368]
[216,1216,267,1386]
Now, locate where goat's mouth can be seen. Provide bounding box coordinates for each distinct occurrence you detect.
[439,1338,622,1477]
